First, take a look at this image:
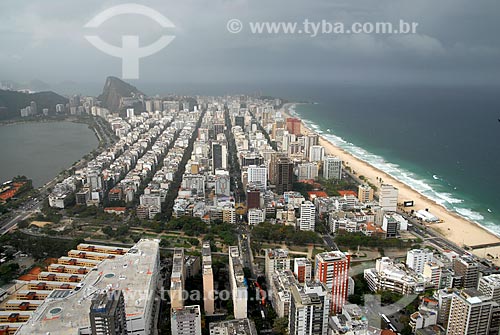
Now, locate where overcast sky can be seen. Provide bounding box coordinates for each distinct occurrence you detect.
[1,0,499,93]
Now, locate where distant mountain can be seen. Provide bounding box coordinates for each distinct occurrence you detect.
[98,76,144,113]
[0,89,68,120]
[0,79,52,92]
[26,79,52,91]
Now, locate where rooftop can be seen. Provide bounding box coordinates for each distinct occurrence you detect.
[266,248,289,259]
[209,318,258,335]
[316,251,349,263]
[16,239,160,335]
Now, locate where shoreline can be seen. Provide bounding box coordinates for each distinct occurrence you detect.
[0,116,104,145]
[0,117,107,188]
[281,103,500,263]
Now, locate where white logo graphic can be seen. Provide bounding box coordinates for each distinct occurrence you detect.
[227,19,243,34]
[84,4,175,79]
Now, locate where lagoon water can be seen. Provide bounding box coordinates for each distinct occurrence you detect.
[0,121,98,187]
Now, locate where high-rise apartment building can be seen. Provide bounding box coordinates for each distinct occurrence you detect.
[304,133,319,159]
[299,201,316,231]
[423,262,442,288]
[358,184,374,203]
[289,281,331,335]
[406,249,434,274]
[309,145,325,162]
[228,246,247,319]
[247,165,267,190]
[211,142,228,173]
[453,255,480,289]
[275,157,294,195]
[171,248,186,309]
[17,239,161,335]
[315,251,351,313]
[323,156,342,180]
[379,184,398,212]
[202,242,215,315]
[246,189,261,209]
[89,290,127,335]
[264,249,290,284]
[171,305,202,335]
[296,162,319,180]
[286,117,302,136]
[447,289,500,335]
[479,274,500,305]
[293,258,312,283]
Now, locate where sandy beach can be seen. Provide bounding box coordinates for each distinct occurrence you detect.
[282,105,500,264]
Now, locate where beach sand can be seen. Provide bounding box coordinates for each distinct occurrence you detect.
[282,106,500,264]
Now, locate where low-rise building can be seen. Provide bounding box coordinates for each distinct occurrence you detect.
[329,304,369,335]
[364,257,425,295]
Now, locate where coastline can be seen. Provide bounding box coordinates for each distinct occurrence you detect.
[281,103,500,263]
[0,118,106,188]
[0,116,105,146]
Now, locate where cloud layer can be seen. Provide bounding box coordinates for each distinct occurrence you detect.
[0,0,499,90]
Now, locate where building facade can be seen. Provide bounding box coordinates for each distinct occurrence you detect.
[315,251,351,313]
[289,281,331,335]
[322,156,342,180]
[89,290,127,335]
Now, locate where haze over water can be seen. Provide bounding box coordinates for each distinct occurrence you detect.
[0,121,98,187]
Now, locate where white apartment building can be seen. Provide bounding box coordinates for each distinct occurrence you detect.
[289,281,331,335]
[248,208,265,225]
[309,145,325,162]
[296,162,319,180]
[17,240,161,335]
[364,257,425,295]
[423,262,442,288]
[323,156,342,180]
[228,246,247,319]
[270,270,297,318]
[478,274,500,305]
[264,249,290,284]
[379,184,398,212]
[406,249,434,274]
[171,305,202,335]
[247,165,267,190]
[299,201,316,231]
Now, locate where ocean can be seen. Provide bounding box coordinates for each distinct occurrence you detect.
[0,121,98,187]
[285,85,500,235]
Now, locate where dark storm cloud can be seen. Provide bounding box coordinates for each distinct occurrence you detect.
[0,0,499,87]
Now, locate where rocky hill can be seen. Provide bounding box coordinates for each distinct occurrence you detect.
[0,89,68,120]
[98,76,144,113]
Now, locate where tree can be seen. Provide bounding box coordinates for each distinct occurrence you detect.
[0,263,20,285]
[17,220,30,229]
[272,317,288,335]
[102,225,114,237]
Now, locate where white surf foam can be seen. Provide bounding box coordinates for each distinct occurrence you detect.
[296,111,494,235]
